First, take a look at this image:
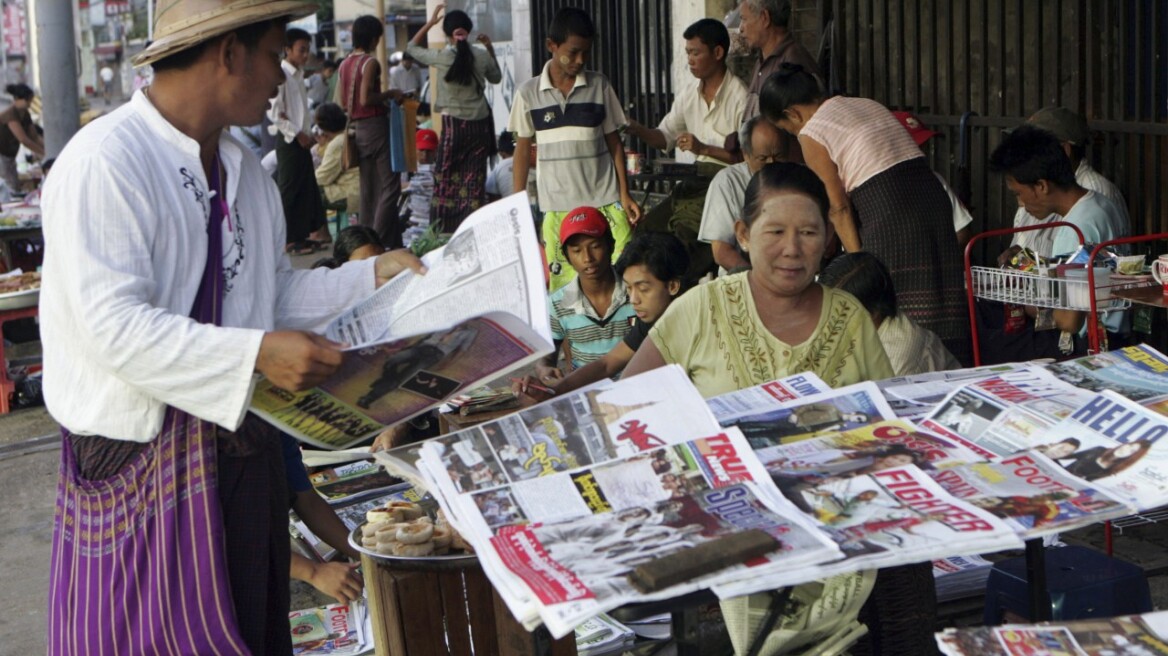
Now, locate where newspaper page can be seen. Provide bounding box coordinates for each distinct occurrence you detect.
[1027,390,1168,510]
[325,192,548,347]
[252,313,551,449]
[1045,344,1168,404]
[930,452,1132,538]
[730,464,1021,582]
[422,429,841,637]
[721,382,898,448]
[932,554,993,602]
[706,372,830,423]
[289,601,372,656]
[937,613,1168,656]
[919,367,1097,459]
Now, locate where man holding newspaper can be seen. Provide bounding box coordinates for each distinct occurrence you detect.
[39,2,426,653]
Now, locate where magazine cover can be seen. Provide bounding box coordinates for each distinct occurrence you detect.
[774,465,1021,571]
[1028,390,1168,510]
[723,382,897,449]
[251,193,554,449]
[931,452,1132,538]
[288,602,371,656]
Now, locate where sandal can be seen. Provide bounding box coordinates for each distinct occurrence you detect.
[305,239,330,252]
[285,241,315,256]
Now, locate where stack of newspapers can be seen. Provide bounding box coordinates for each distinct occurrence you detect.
[372,344,1168,639]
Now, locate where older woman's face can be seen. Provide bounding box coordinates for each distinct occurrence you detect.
[737,190,827,296]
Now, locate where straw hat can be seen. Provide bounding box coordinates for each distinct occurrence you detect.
[132,0,317,68]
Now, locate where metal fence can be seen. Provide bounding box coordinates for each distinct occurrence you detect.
[824,0,1168,258]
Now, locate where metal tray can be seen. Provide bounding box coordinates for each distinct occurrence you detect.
[0,288,38,310]
[349,523,477,571]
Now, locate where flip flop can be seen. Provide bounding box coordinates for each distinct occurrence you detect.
[285,242,315,256]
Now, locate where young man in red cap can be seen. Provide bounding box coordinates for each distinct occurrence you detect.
[535,206,637,384]
[404,128,439,244]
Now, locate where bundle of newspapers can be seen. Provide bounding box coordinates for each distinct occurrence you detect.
[372,344,1168,639]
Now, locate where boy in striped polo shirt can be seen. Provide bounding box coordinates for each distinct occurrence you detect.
[509,7,642,292]
[535,206,636,384]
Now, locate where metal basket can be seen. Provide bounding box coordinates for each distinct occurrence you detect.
[970,266,1136,311]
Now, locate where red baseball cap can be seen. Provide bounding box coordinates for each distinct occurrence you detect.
[416,129,438,151]
[559,206,610,246]
[891,111,939,147]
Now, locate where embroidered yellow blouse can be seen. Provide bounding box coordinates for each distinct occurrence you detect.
[649,273,893,396]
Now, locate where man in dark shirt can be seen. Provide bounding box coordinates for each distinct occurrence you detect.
[730,0,820,162]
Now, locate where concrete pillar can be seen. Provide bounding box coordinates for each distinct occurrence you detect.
[35,0,80,157]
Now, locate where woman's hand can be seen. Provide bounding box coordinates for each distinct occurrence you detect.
[429,3,445,25]
[477,33,495,56]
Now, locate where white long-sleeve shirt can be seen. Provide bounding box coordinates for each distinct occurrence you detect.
[41,90,376,442]
[268,60,311,144]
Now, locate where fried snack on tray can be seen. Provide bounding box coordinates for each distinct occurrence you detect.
[361,503,474,557]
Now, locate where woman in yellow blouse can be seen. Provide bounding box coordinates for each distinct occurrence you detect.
[625,163,933,655]
[625,162,892,395]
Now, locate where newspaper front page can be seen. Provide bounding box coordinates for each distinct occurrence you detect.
[920,367,1096,459]
[721,382,899,448]
[931,452,1132,538]
[706,373,830,423]
[1028,390,1168,510]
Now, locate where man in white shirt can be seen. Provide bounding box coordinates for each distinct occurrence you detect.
[40,3,424,653]
[388,51,424,96]
[268,27,327,253]
[990,124,1129,349]
[1004,107,1129,261]
[626,18,748,282]
[697,116,783,273]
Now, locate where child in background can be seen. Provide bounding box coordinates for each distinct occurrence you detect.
[534,206,637,385]
[485,130,515,202]
[515,232,688,401]
[403,128,439,247]
[509,7,642,292]
[312,225,386,269]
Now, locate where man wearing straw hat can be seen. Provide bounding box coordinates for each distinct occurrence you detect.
[39,1,424,654]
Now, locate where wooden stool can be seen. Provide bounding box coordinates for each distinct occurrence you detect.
[361,552,577,656]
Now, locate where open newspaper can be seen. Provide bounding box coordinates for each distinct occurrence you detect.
[936,610,1168,656]
[251,192,553,449]
[414,366,842,638]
